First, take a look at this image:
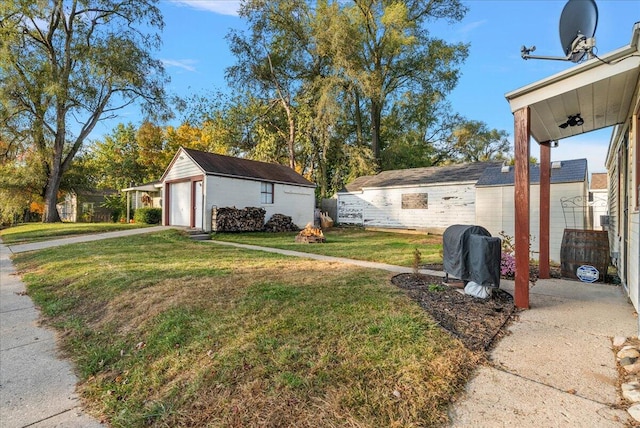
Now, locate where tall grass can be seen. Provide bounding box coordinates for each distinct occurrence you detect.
[14,230,475,427]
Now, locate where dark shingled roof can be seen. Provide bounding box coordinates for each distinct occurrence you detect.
[340,161,502,192]
[476,158,588,187]
[183,148,315,187]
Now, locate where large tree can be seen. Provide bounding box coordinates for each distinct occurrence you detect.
[322,0,469,164]
[448,119,511,162]
[226,0,316,170]
[0,0,169,222]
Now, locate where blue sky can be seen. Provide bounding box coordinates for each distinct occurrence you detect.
[99,0,640,173]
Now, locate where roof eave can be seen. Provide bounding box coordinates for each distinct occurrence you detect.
[505,23,640,107]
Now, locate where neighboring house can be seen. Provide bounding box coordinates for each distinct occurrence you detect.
[475,159,589,263]
[336,161,501,233]
[121,181,162,220]
[56,190,118,223]
[504,23,639,312]
[160,147,315,231]
[589,172,609,231]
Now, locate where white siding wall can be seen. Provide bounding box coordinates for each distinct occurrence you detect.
[337,193,365,225]
[337,183,476,231]
[608,167,620,259]
[164,154,201,181]
[204,175,314,231]
[476,182,587,263]
[591,190,609,230]
[630,213,639,312]
[475,186,509,238]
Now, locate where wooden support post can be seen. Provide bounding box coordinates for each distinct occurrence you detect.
[514,107,530,309]
[539,141,551,279]
[126,191,130,222]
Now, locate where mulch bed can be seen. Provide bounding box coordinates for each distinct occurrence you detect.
[392,263,568,353]
[391,272,517,353]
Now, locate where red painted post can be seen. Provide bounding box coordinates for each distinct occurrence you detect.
[539,142,551,279]
[514,107,530,309]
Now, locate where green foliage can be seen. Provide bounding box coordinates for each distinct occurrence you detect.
[133,208,162,225]
[0,0,169,222]
[101,194,127,223]
[448,120,512,163]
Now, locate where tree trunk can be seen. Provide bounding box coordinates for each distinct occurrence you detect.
[354,90,363,146]
[42,137,64,223]
[42,166,62,222]
[287,107,296,170]
[370,99,382,165]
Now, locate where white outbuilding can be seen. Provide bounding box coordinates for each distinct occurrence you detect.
[336,161,501,233]
[160,147,315,231]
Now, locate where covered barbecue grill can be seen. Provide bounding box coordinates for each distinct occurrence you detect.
[443,224,501,288]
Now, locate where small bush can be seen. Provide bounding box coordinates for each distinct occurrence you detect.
[133,208,162,224]
[501,252,516,278]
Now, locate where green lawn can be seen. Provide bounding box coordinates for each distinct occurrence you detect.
[213,227,444,267]
[0,222,152,245]
[14,229,474,427]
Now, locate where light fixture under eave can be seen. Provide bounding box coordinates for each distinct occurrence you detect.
[559,114,584,129]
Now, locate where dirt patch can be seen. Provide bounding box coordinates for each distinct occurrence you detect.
[391,273,517,352]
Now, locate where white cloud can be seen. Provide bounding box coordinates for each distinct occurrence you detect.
[161,59,198,72]
[459,20,487,36]
[169,0,241,16]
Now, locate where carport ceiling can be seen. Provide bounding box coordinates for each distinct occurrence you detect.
[506,25,640,143]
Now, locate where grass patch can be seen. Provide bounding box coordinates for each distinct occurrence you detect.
[213,227,444,266]
[14,229,475,427]
[0,222,151,245]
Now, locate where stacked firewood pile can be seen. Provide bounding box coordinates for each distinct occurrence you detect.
[211,207,265,232]
[264,214,299,232]
[295,223,326,243]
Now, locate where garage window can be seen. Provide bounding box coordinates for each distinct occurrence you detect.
[261,182,274,204]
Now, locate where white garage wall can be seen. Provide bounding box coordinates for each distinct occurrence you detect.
[164,154,201,181]
[204,175,314,230]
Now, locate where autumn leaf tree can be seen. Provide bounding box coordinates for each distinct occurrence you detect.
[0,0,169,222]
[448,119,512,162]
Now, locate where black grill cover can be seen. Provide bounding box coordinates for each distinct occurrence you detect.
[443,224,500,287]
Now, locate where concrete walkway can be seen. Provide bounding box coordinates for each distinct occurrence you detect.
[1,229,638,427]
[1,243,105,427]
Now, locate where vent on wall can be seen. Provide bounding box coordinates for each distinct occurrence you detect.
[552,161,562,169]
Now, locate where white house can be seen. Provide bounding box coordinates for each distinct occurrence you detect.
[336,161,501,233]
[160,147,315,231]
[121,181,162,221]
[589,172,609,231]
[504,22,639,311]
[475,159,589,263]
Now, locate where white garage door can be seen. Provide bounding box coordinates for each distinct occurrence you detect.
[170,181,191,226]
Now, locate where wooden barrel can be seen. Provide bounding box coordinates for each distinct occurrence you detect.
[560,229,610,282]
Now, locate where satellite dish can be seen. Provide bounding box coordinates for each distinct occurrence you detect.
[559,0,598,62]
[521,0,598,62]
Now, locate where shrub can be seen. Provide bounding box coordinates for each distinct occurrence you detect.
[500,252,516,278]
[133,208,162,224]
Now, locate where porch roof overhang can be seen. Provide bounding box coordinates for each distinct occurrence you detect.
[505,23,640,144]
[121,182,162,193]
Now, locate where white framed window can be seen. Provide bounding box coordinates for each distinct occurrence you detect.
[261,182,274,204]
